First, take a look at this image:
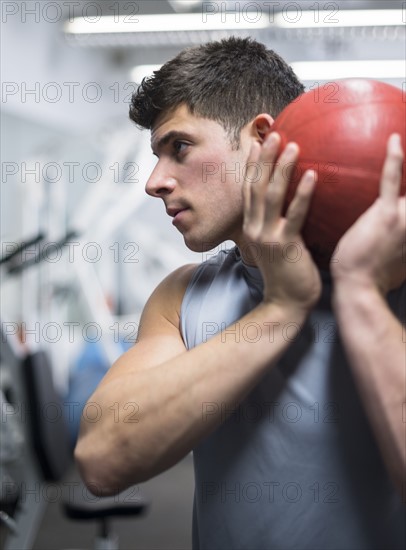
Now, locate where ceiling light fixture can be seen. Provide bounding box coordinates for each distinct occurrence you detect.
[275,9,404,28]
[64,12,268,34]
[64,9,404,35]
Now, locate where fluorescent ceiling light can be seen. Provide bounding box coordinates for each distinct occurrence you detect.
[275,9,404,28]
[64,13,268,34]
[291,60,405,80]
[64,9,404,34]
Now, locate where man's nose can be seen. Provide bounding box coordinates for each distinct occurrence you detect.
[145,163,177,197]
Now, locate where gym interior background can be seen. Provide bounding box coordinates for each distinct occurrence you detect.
[1,1,404,549]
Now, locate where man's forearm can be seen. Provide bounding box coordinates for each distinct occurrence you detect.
[333,282,406,494]
[75,302,306,495]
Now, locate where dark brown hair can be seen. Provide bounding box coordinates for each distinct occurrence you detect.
[129,36,304,147]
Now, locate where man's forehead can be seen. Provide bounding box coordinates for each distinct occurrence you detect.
[149,105,236,154]
[151,104,192,141]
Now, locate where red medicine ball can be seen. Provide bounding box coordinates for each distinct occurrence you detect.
[271,79,406,269]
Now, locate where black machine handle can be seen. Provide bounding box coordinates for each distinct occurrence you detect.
[1,231,78,275]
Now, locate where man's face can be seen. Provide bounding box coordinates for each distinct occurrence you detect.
[146,104,253,252]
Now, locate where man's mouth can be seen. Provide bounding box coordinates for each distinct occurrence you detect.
[166,206,190,226]
[167,207,186,217]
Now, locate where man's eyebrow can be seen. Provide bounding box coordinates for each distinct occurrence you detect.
[151,130,193,155]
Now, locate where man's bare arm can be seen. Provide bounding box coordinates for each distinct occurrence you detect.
[332,134,406,494]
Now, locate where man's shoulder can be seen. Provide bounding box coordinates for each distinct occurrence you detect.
[154,248,237,313]
[160,263,200,296]
[138,263,199,336]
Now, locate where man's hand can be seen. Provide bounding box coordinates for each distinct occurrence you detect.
[242,131,321,312]
[331,134,406,294]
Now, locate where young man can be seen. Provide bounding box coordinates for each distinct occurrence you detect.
[75,38,405,549]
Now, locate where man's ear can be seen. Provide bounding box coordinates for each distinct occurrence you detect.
[251,113,275,143]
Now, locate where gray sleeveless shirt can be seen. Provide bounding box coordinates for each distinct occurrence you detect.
[180,247,405,550]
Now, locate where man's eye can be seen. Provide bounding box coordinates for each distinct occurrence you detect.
[173,141,188,156]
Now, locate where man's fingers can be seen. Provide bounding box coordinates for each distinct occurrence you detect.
[243,133,280,230]
[284,170,317,237]
[263,142,299,228]
[244,135,305,239]
[380,134,404,203]
[242,141,261,224]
